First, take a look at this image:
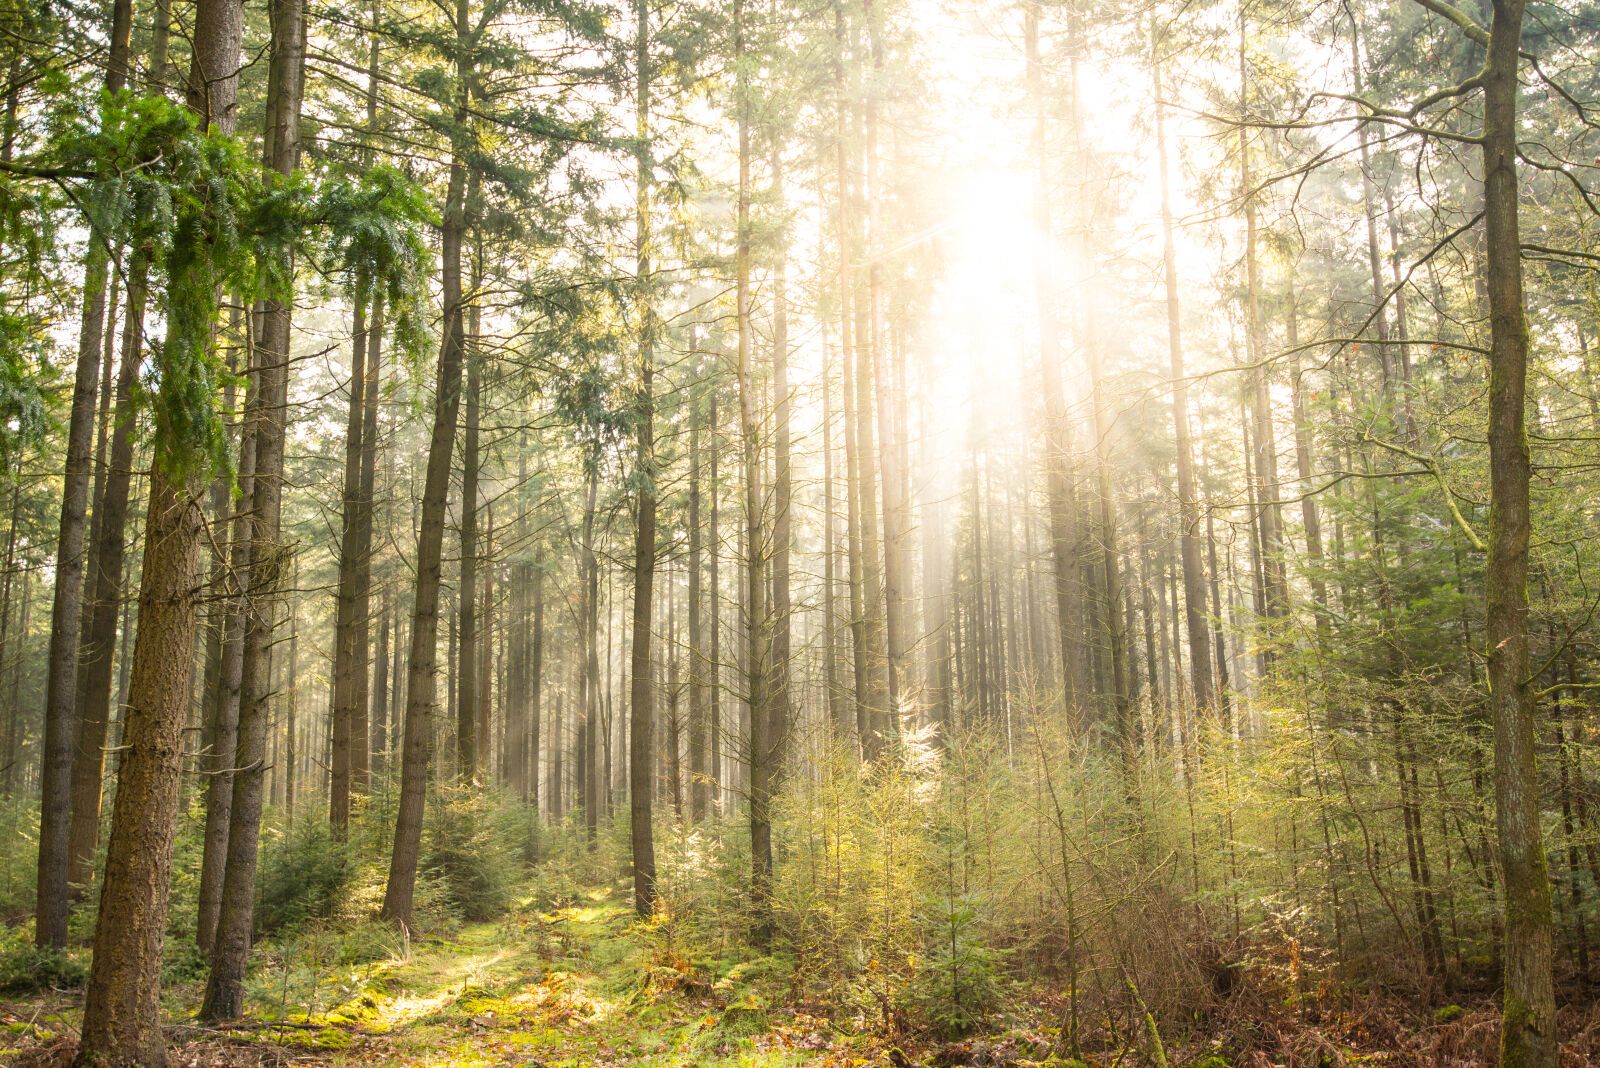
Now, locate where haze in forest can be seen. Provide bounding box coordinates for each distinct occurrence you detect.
[0,0,1592,1065]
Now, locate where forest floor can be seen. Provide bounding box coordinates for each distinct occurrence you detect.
[3,884,1598,1066]
[0,886,940,1068]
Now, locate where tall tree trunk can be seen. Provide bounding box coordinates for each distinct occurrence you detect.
[286,559,298,824]
[530,562,544,809]
[1152,36,1213,713]
[688,397,708,820]
[822,326,845,736]
[864,0,906,726]
[735,0,771,940]
[1480,1,1555,1062]
[199,0,303,1015]
[77,0,241,1048]
[352,13,383,792]
[1285,276,1329,633]
[381,0,470,924]
[1025,6,1083,720]
[195,359,253,955]
[1067,7,1132,779]
[629,0,657,915]
[330,296,371,829]
[1238,14,1287,637]
[707,398,722,807]
[834,0,867,749]
[66,254,147,895]
[458,317,480,782]
[770,153,792,794]
[38,0,135,949]
[581,456,600,844]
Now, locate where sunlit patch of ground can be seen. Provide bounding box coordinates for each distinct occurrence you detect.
[246,891,847,1067]
[0,890,876,1068]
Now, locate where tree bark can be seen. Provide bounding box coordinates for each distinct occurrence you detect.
[736,0,771,941]
[76,0,242,1050]
[382,0,470,923]
[330,295,370,830]
[199,0,302,1014]
[1025,7,1083,721]
[458,319,480,782]
[37,0,135,949]
[1479,1,1555,1062]
[1152,39,1213,714]
[66,254,147,895]
[629,0,657,914]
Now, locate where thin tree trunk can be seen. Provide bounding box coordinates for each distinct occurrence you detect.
[581,456,600,844]
[38,0,135,950]
[688,397,708,821]
[1480,1,1555,1061]
[708,398,722,807]
[629,0,657,914]
[770,153,793,793]
[330,295,371,830]
[735,0,771,943]
[834,0,866,750]
[1152,38,1213,714]
[67,254,147,895]
[458,313,480,782]
[381,0,470,923]
[199,0,303,1014]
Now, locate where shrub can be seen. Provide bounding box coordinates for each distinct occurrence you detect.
[0,927,86,992]
[421,787,524,922]
[903,892,1009,1038]
[256,820,352,935]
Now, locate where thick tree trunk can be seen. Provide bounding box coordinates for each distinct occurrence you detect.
[75,474,202,1068]
[76,0,241,1050]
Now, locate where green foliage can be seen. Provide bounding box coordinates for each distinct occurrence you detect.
[903,892,1009,1038]
[421,788,526,922]
[312,165,437,368]
[0,925,86,992]
[255,820,353,935]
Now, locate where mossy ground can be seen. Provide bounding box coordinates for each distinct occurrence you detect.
[0,886,878,1067]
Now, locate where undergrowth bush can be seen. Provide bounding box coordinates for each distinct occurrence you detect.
[256,819,352,934]
[421,787,525,922]
[0,926,86,992]
[903,892,1009,1037]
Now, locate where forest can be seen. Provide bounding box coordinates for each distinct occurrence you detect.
[0,0,1593,1063]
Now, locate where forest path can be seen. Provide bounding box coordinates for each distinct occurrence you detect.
[296,889,830,1067]
[217,887,841,1068]
[4,887,867,1067]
